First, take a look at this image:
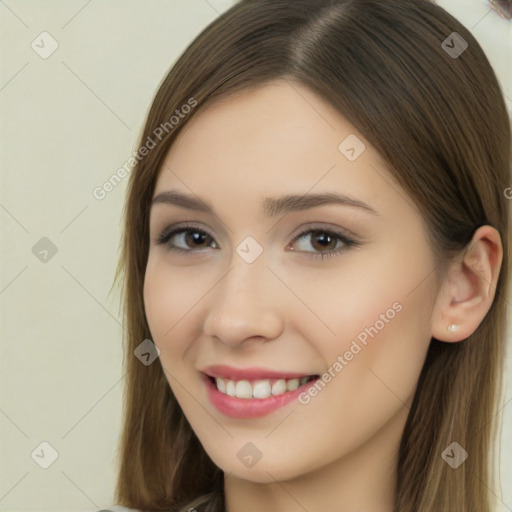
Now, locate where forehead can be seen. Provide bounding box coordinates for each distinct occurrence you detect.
[154,81,405,221]
[165,80,349,167]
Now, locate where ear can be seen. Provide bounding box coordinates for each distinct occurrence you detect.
[431,225,503,342]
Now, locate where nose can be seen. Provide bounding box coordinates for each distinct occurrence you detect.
[202,254,285,347]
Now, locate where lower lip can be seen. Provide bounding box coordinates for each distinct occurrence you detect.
[203,374,318,419]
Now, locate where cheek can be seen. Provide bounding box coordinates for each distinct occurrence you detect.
[143,259,209,407]
[143,256,210,348]
[286,244,434,406]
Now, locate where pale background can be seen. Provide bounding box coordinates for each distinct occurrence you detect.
[0,1,510,510]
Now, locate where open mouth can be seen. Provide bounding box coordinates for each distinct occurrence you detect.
[206,374,319,400]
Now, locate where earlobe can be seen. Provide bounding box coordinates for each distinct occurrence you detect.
[431,225,503,343]
[447,324,458,333]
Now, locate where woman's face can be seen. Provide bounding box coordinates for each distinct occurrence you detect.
[144,80,438,483]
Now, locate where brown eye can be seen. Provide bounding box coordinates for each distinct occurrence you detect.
[182,231,213,249]
[156,226,218,252]
[309,231,338,251]
[288,227,357,260]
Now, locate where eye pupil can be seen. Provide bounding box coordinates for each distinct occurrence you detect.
[186,231,209,247]
[312,231,336,251]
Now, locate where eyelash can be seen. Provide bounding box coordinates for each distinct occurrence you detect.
[154,222,358,260]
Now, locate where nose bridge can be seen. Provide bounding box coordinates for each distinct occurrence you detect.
[226,248,266,294]
[215,248,271,313]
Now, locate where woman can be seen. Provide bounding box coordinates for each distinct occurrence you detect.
[109,0,511,510]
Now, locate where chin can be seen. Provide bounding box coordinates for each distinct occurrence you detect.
[203,444,318,484]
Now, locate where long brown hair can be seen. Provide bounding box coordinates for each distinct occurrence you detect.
[113,1,511,510]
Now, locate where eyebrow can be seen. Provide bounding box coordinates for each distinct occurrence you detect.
[151,189,378,216]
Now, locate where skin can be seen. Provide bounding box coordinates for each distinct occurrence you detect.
[144,80,502,512]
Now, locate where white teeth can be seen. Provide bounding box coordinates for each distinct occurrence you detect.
[253,380,272,399]
[235,380,253,399]
[286,378,299,391]
[226,380,236,397]
[213,376,313,399]
[271,379,287,396]
[216,377,226,394]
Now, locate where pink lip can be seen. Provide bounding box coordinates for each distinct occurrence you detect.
[201,370,319,419]
[201,364,312,380]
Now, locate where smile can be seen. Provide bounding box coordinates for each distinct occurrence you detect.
[201,365,320,418]
[211,375,317,399]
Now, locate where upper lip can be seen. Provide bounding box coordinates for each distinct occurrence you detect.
[201,364,316,381]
